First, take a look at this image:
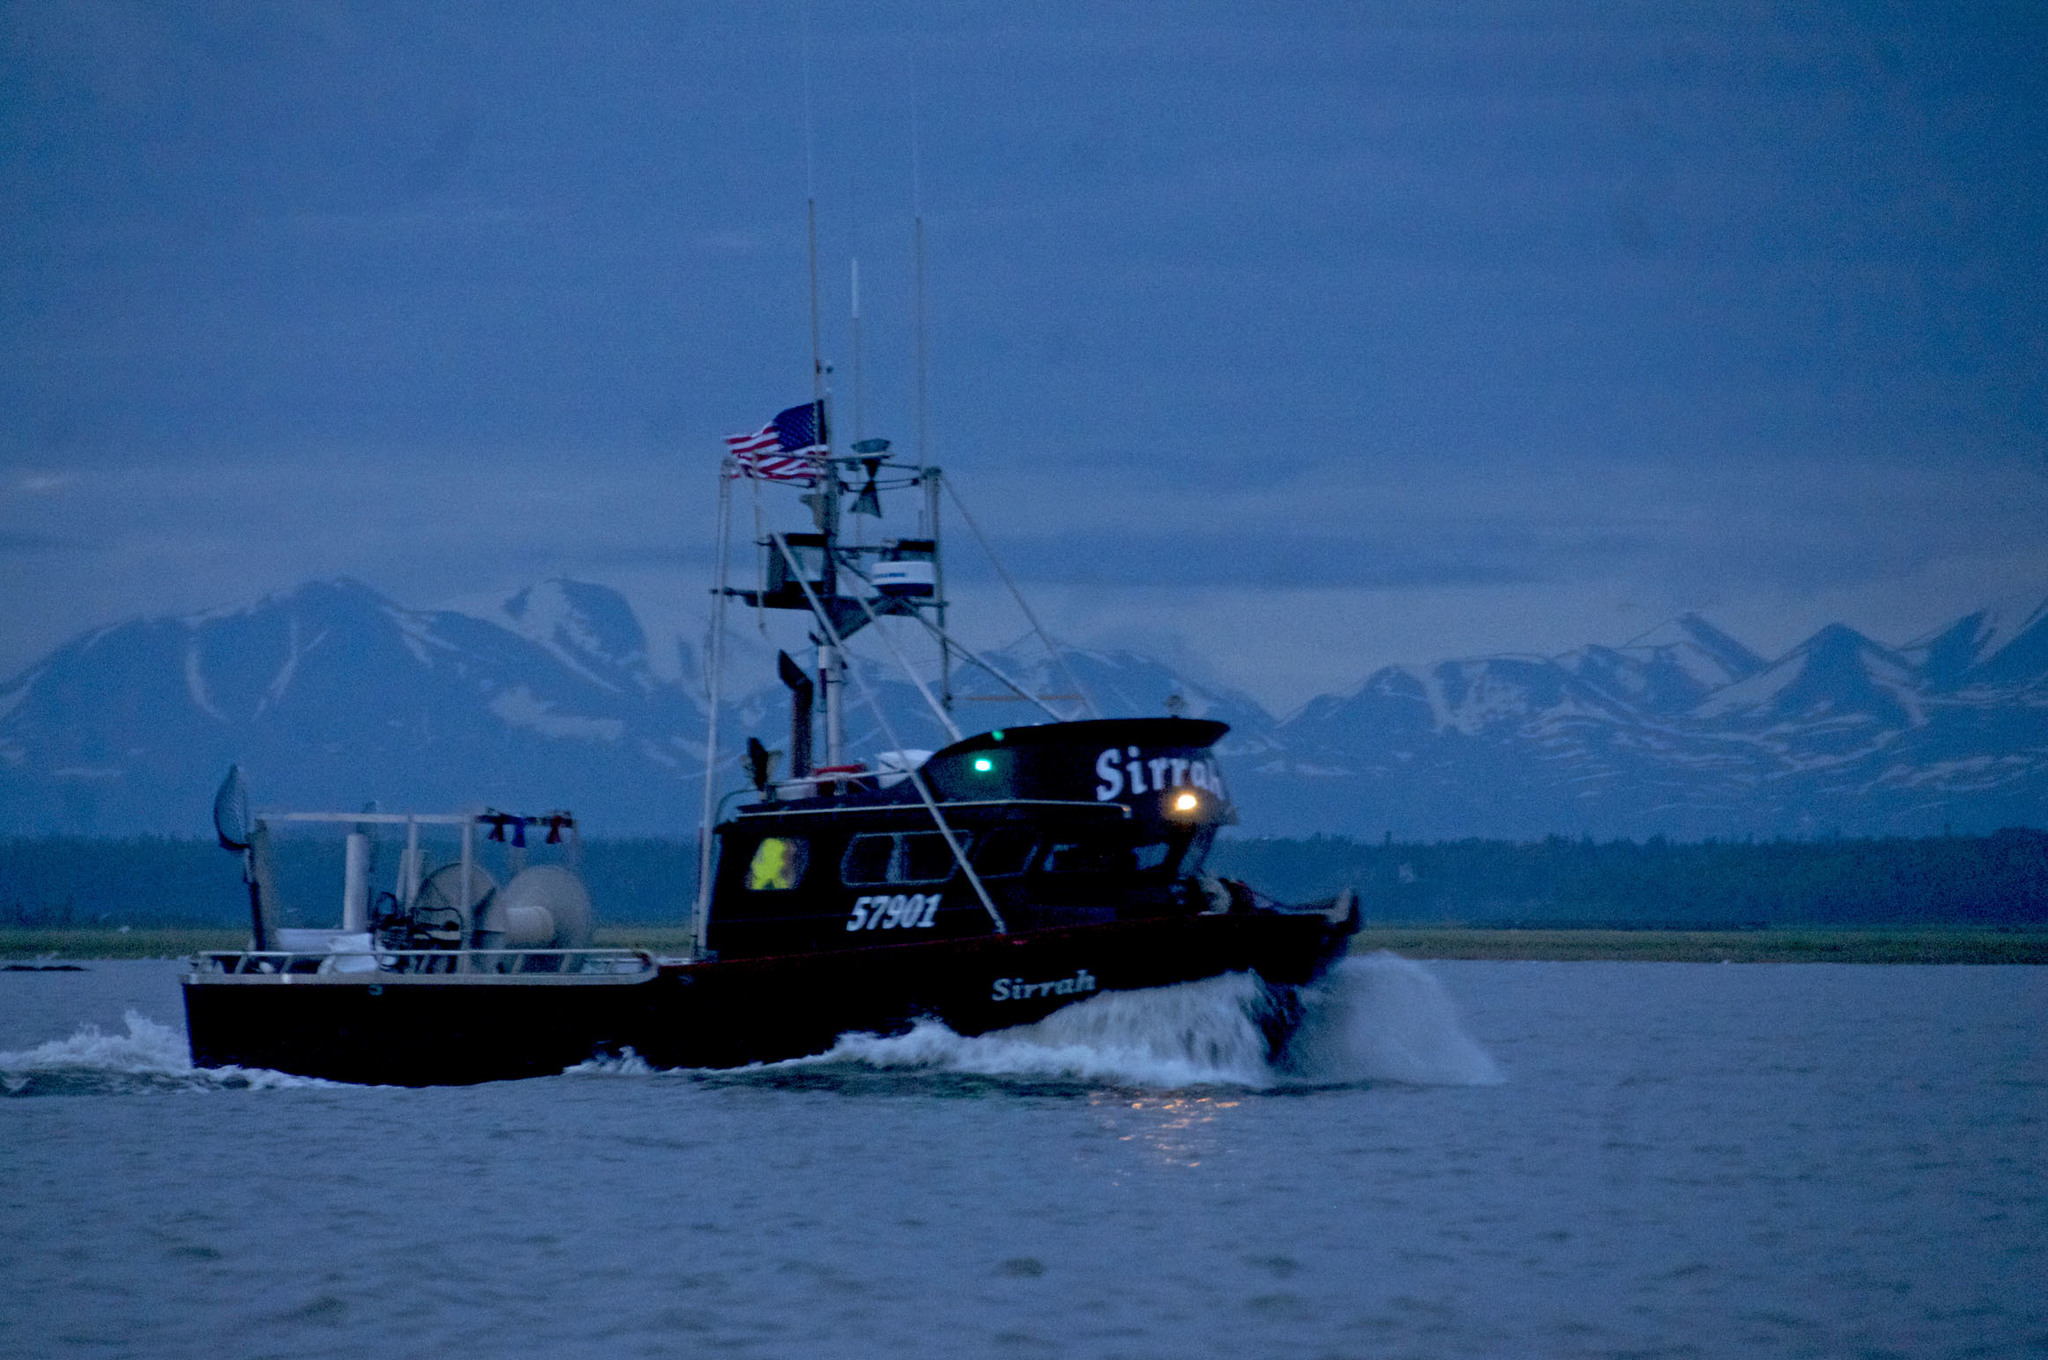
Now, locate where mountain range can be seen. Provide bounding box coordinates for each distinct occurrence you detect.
[2,578,2044,839]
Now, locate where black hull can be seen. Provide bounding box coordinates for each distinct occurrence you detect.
[183,911,1353,1086]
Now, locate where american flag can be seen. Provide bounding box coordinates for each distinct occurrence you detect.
[724,401,826,483]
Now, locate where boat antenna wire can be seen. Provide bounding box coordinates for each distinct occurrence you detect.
[940,473,1101,719]
[878,585,1068,723]
[769,531,1007,934]
[693,468,737,948]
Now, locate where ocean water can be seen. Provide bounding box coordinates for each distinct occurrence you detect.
[2,955,2042,1360]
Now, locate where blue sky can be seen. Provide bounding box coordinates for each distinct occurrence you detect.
[3,1,2045,709]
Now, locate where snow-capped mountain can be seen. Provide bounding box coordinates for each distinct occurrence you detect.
[1239,605,2048,839]
[0,578,712,834]
[2,579,2044,837]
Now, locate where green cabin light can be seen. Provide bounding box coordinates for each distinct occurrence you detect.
[972,756,995,774]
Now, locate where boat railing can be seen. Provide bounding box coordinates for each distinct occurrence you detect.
[190,948,657,978]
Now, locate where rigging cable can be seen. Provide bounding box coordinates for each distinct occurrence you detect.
[940,473,1101,719]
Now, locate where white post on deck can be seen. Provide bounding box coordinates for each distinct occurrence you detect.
[401,816,422,908]
[341,833,370,932]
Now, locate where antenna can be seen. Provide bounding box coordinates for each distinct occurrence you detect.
[909,33,929,504]
[799,0,842,767]
[851,257,864,443]
[801,1,822,410]
[908,29,947,712]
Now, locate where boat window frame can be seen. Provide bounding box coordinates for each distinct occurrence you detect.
[970,827,1040,878]
[895,831,966,885]
[839,830,976,887]
[1039,834,1186,878]
[840,832,897,885]
[1133,840,1175,872]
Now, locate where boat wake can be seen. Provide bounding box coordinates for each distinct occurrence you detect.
[574,952,1502,1093]
[6,956,1498,1096]
[0,1010,336,1097]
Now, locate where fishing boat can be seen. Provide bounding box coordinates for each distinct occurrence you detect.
[181,422,1358,1085]
[185,182,1357,1082]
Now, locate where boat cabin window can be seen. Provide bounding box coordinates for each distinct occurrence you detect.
[1042,839,1124,875]
[842,833,895,885]
[745,837,809,891]
[1133,841,1174,871]
[971,829,1038,877]
[898,832,961,883]
[841,831,974,886]
[1042,838,1180,876]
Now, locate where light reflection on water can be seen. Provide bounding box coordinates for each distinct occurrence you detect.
[1097,1093,1245,1168]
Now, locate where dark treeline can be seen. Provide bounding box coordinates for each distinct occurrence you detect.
[4,831,2047,930]
[1211,831,2048,927]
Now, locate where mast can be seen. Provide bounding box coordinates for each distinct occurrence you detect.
[851,258,864,445]
[928,468,951,715]
[807,195,845,769]
[909,39,945,711]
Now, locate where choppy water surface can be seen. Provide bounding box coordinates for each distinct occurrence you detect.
[3,955,2042,1359]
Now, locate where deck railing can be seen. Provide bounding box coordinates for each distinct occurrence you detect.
[190,948,657,978]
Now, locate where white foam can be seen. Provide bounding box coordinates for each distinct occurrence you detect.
[1279,952,1505,1086]
[757,954,1502,1091]
[0,1010,334,1093]
[563,1049,660,1078]
[802,971,1280,1087]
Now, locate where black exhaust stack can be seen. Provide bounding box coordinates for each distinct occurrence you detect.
[777,649,814,778]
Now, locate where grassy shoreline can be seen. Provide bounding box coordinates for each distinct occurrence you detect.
[4,924,2046,964]
[1345,926,2048,964]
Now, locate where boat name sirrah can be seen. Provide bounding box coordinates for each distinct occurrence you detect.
[991,969,1099,1002]
[1093,747,1224,800]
